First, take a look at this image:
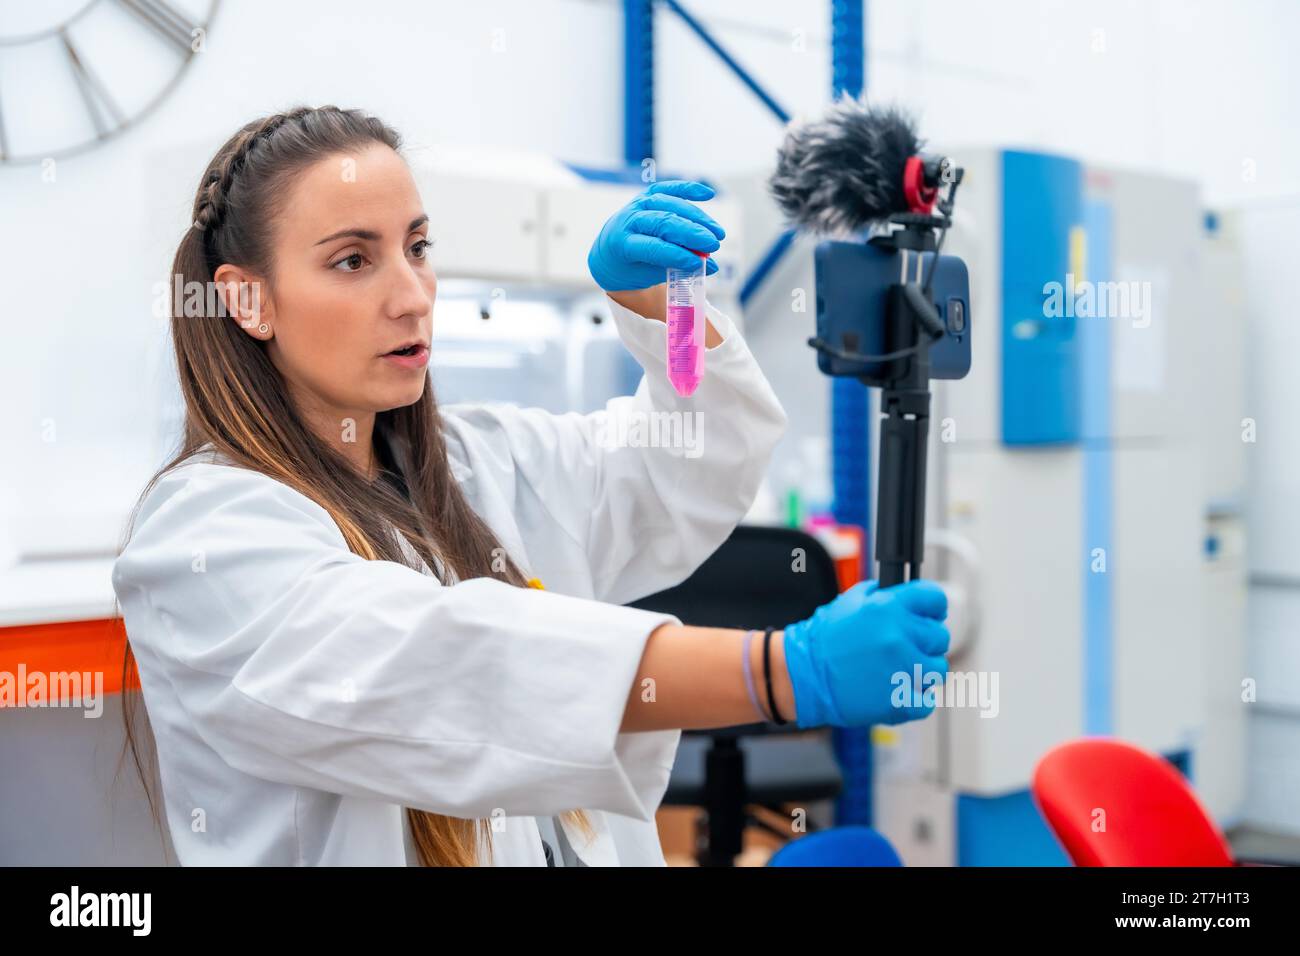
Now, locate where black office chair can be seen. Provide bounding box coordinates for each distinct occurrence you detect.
[628,524,846,866]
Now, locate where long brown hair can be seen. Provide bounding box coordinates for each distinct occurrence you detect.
[120,105,592,866]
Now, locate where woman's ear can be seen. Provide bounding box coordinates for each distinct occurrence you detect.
[213,263,273,340]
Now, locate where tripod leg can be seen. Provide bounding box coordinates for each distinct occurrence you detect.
[876,406,910,588]
[907,400,931,581]
[875,389,931,587]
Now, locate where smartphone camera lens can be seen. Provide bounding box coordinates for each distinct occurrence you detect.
[947,297,967,333]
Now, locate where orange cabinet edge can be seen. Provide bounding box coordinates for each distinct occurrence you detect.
[0,618,140,705]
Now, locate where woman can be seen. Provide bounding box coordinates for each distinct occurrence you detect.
[113,106,950,867]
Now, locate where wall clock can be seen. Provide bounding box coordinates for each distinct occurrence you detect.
[0,0,220,164]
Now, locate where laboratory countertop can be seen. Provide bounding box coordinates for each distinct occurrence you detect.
[0,557,120,629]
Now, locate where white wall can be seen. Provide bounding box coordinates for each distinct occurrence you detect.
[1236,200,1300,835]
[658,0,1300,203]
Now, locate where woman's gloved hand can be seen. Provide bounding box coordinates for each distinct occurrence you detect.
[782,579,951,729]
[587,180,724,292]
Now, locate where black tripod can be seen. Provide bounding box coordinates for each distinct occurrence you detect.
[807,161,964,589]
[869,216,949,587]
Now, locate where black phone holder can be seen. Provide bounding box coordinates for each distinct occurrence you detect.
[808,162,965,588]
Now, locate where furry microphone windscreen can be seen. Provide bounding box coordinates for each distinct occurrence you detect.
[769,94,925,236]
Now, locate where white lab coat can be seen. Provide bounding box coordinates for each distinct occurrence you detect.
[112,297,787,866]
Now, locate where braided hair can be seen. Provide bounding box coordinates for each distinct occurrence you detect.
[192,108,307,250]
[191,106,397,277]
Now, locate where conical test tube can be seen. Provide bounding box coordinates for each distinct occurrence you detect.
[666,251,708,397]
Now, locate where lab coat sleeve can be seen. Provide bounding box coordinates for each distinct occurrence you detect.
[441,297,787,606]
[111,463,682,822]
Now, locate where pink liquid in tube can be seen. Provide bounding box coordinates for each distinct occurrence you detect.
[666,251,708,396]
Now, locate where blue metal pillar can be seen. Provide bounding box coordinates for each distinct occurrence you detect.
[624,0,655,166]
[828,0,875,829]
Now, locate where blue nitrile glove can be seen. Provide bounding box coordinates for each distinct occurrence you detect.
[782,579,951,729]
[587,180,724,291]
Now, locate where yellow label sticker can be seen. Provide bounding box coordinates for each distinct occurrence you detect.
[871,726,901,747]
[1069,224,1087,287]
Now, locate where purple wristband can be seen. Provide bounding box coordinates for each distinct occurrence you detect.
[741,629,768,721]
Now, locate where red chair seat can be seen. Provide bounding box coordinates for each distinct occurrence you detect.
[1032,738,1234,866]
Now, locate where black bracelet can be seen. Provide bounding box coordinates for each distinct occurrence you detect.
[762,625,787,725]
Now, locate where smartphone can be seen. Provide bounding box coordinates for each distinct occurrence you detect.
[813,239,971,383]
